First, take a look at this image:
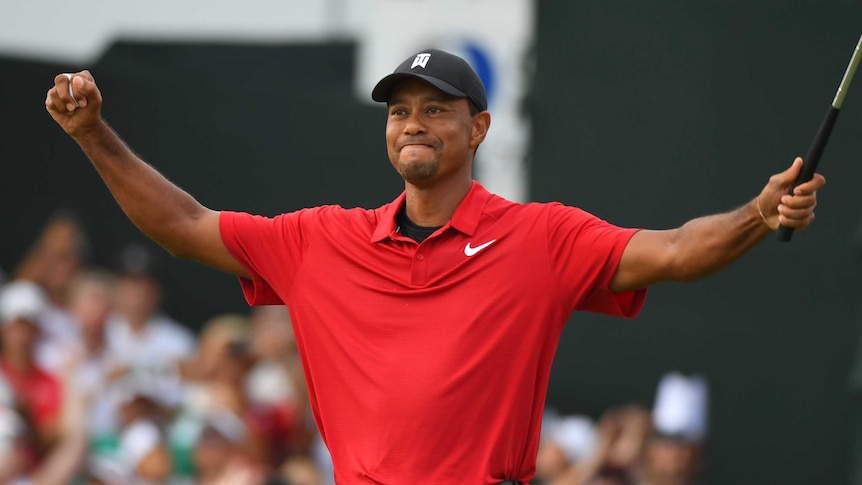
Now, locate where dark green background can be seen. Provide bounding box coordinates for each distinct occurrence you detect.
[2,1,861,483]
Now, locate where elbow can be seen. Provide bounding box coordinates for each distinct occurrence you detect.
[154,209,214,260]
[162,237,195,260]
[163,244,187,259]
[151,227,195,260]
[661,241,702,283]
[658,231,709,283]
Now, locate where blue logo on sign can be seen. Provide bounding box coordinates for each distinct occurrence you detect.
[458,41,496,107]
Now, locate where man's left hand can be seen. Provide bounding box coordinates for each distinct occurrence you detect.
[757,157,827,231]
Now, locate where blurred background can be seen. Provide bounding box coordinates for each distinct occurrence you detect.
[1,0,861,484]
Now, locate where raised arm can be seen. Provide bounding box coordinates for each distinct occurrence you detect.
[610,157,826,293]
[45,71,249,278]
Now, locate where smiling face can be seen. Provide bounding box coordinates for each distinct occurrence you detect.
[385,79,489,188]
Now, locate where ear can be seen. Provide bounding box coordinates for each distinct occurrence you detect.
[469,111,491,150]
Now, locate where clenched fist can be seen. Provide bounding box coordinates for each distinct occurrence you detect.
[45,70,102,138]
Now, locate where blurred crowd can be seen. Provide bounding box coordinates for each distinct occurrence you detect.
[535,372,709,485]
[0,211,710,485]
[0,212,327,485]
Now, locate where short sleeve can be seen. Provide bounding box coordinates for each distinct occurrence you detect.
[219,210,311,306]
[546,203,646,318]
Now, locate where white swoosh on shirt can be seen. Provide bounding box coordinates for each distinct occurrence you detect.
[464,239,496,257]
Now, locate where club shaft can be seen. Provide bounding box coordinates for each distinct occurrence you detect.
[777,34,861,242]
[833,34,862,108]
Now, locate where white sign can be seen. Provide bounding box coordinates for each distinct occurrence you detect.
[355,0,535,202]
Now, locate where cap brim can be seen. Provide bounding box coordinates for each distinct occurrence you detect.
[372,73,468,103]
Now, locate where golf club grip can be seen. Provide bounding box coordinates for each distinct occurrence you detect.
[776,106,840,241]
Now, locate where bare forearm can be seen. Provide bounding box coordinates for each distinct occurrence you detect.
[612,158,825,293]
[33,371,87,485]
[47,72,244,276]
[666,198,770,281]
[73,120,209,256]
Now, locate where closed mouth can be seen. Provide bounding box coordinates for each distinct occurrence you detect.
[398,138,435,151]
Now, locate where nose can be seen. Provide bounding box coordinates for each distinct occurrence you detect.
[403,111,426,135]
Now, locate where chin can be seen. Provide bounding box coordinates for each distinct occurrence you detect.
[397,159,439,183]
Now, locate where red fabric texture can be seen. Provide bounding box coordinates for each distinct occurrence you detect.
[219,182,645,484]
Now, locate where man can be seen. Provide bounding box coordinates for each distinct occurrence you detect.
[13,211,88,374]
[0,281,65,445]
[45,49,824,484]
[534,413,596,484]
[641,373,709,485]
[0,280,91,485]
[105,244,195,412]
[65,268,131,464]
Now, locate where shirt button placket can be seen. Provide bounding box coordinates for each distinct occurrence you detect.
[411,251,427,285]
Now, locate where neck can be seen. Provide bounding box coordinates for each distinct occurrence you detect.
[403,177,472,227]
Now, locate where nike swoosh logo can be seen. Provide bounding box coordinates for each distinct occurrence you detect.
[464,239,496,257]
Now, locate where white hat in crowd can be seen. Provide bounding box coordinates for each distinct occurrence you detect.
[547,415,597,463]
[119,419,163,469]
[652,372,709,443]
[0,280,47,326]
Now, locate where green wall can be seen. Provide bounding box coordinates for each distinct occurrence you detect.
[533,2,861,484]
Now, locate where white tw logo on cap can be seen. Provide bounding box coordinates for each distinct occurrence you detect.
[411,53,431,69]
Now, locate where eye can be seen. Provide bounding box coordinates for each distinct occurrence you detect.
[427,106,443,114]
[390,107,406,116]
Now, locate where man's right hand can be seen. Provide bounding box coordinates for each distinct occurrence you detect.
[43,70,250,280]
[45,70,102,138]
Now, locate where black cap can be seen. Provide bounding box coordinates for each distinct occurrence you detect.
[372,49,487,112]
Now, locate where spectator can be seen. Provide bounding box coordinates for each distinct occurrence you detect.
[67,269,124,456]
[181,314,253,416]
[111,373,175,484]
[535,413,596,485]
[641,373,709,485]
[0,281,64,456]
[171,314,260,479]
[13,211,87,374]
[190,409,262,485]
[106,244,194,412]
[582,405,651,485]
[533,405,650,485]
[245,306,311,464]
[0,373,27,481]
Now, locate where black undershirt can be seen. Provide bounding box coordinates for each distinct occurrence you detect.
[395,205,441,243]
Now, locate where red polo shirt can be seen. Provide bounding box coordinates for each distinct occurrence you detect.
[0,358,63,436]
[220,181,645,485]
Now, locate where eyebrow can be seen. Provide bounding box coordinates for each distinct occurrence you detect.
[388,94,457,106]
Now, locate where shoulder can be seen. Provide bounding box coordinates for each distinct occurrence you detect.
[483,196,596,225]
[222,204,376,231]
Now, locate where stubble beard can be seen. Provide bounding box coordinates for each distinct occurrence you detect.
[397,157,439,184]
